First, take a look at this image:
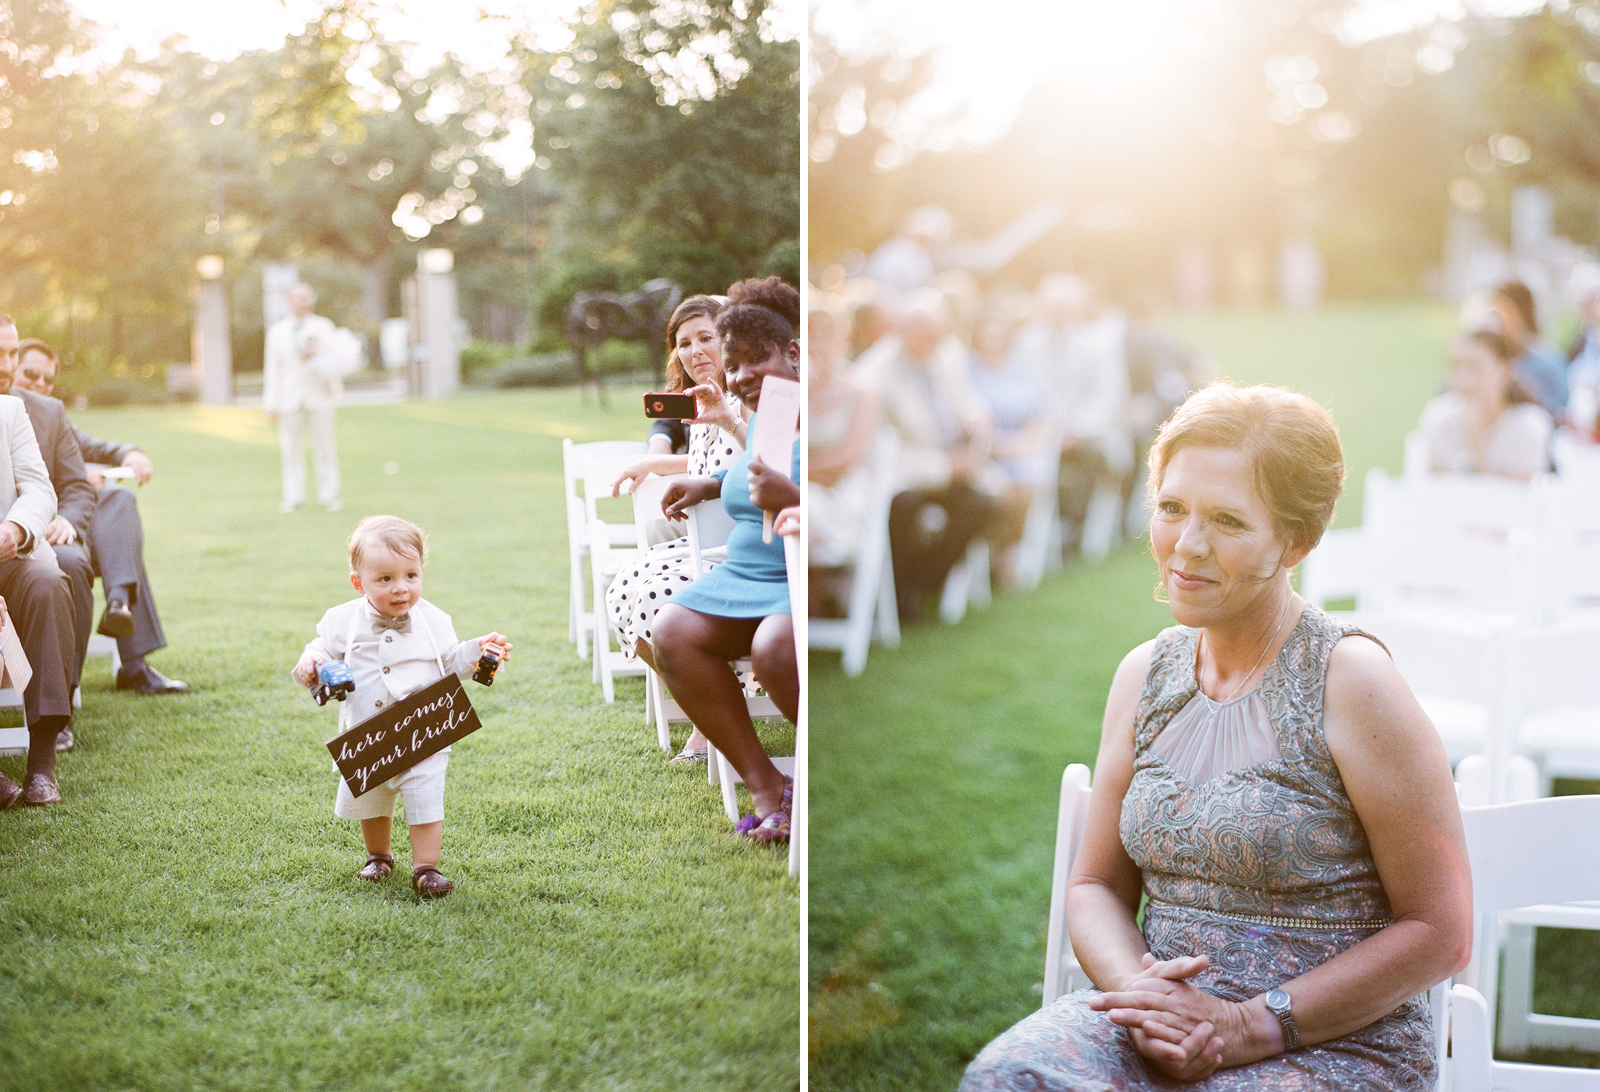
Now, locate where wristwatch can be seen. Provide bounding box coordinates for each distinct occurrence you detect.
[1264,988,1300,1050]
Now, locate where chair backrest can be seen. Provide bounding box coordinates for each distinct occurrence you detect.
[1505,620,1600,714]
[630,474,683,550]
[687,497,736,576]
[1463,795,1600,915]
[1298,527,1367,608]
[1347,610,1510,711]
[1362,467,1539,538]
[582,447,647,526]
[1550,431,1600,486]
[1042,763,1094,1006]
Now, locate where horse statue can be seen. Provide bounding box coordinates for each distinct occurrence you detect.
[564,278,684,405]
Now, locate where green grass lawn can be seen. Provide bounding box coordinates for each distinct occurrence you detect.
[809,301,1600,1090]
[0,386,798,1091]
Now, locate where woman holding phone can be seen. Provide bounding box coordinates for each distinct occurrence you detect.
[605,296,748,765]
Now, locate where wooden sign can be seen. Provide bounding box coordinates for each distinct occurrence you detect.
[326,673,481,797]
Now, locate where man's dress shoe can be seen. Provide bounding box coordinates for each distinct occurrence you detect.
[116,662,190,695]
[96,600,134,640]
[22,772,60,806]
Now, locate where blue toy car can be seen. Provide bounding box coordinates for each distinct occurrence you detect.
[313,660,356,706]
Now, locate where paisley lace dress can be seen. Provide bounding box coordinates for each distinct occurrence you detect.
[961,606,1435,1091]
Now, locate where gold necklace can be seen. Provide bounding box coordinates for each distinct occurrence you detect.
[1201,593,1294,703]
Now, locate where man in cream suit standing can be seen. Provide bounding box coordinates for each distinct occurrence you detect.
[0,315,79,808]
[263,282,342,513]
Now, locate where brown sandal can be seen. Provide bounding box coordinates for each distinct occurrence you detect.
[412,865,454,899]
[358,853,394,882]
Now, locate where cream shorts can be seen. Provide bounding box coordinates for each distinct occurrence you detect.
[333,748,449,825]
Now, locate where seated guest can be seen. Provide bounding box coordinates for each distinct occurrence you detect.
[1417,330,1552,481]
[2,341,97,750]
[1490,279,1568,420]
[859,291,995,624]
[12,340,188,695]
[652,279,801,840]
[0,316,78,808]
[965,307,1048,589]
[806,301,878,614]
[962,384,1471,1090]
[1566,262,1600,439]
[602,295,745,765]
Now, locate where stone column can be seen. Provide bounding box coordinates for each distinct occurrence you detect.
[416,249,459,398]
[193,255,232,404]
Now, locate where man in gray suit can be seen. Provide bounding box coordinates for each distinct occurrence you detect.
[0,316,78,808]
[12,339,187,697]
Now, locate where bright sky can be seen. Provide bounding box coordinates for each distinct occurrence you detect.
[72,0,802,69]
[811,0,1551,149]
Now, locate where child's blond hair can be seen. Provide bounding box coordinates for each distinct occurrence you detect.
[348,515,428,571]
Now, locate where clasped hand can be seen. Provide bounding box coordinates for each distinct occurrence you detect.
[1087,953,1232,1080]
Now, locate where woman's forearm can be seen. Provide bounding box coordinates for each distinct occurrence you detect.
[1219,917,1464,1068]
[1065,881,1155,993]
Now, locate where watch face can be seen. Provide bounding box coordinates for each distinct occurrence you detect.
[1266,989,1290,1012]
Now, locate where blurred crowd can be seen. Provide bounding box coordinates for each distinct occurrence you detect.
[1420,269,1600,482]
[808,271,1208,625]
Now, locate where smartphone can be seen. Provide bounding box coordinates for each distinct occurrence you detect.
[643,392,697,419]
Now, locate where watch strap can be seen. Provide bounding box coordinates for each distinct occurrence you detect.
[1266,988,1299,1050]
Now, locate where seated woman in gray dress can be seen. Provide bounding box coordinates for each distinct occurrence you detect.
[962,383,1472,1090]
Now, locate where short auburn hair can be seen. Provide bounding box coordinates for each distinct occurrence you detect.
[348,515,427,571]
[1147,382,1345,553]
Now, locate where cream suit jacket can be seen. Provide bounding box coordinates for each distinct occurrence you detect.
[263,313,342,414]
[0,394,60,563]
[304,597,478,736]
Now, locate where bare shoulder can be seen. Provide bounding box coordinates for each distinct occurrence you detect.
[1102,639,1157,737]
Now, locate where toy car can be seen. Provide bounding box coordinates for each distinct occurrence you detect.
[313,660,356,706]
[472,646,502,686]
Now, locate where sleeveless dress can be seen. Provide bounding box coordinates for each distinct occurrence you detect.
[605,395,743,658]
[961,606,1436,1092]
[672,410,801,619]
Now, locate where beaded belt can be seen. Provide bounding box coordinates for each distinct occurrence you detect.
[1149,898,1393,932]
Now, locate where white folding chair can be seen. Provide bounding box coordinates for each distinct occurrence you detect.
[783,530,804,878]
[1449,794,1600,1089]
[0,641,31,757]
[562,438,646,659]
[1041,763,1094,1006]
[809,429,901,677]
[628,473,683,749]
[1012,433,1065,592]
[582,448,653,702]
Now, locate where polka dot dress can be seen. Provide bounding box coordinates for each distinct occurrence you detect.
[606,394,743,659]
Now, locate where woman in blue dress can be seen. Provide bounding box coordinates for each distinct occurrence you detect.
[655,278,801,843]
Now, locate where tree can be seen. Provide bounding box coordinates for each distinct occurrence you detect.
[522,0,799,336]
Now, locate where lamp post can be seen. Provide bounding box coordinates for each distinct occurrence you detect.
[193,255,232,404]
[416,248,459,398]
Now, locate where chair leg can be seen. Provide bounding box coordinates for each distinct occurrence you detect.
[716,749,739,823]
[1498,923,1536,1055]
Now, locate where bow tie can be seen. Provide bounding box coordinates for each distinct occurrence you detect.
[372,614,411,634]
